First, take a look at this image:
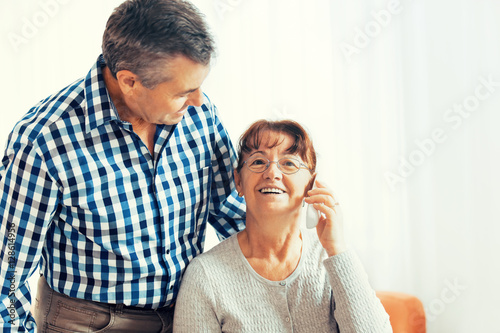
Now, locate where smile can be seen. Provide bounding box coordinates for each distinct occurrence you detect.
[259,188,285,194]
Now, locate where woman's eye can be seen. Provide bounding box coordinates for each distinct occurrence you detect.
[282,160,297,167]
[251,158,267,165]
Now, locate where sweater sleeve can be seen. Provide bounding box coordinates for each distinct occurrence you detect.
[324,251,393,333]
[173,259,222,333]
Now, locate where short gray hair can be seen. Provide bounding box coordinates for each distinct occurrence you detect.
[102,0,215,89]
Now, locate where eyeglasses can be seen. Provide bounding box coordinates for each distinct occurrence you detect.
[243,156,312,175]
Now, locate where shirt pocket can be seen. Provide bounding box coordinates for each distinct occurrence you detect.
[179,165,211,235]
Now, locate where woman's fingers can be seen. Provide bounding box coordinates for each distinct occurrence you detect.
[308,179,338,197]
[305,181,339,209]
[305,195,337,209]
[312,201,341,223]
[304,178,346,256]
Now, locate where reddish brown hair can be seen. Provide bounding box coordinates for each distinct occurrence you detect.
[236,119,317,173]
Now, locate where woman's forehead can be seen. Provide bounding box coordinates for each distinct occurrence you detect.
[251,132,293,152]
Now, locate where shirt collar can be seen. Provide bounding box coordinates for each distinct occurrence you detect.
[83,55,121,134]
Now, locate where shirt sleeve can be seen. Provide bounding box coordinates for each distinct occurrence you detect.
[207,102,246,239]
[0,138,60,332]
[173,258,222,332]
[324,251,393,333]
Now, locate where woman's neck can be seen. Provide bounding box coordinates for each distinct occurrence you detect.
[238,219,303,281]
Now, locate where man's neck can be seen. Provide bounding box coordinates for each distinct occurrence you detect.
[102,66,133,123]
[102,66,156,155]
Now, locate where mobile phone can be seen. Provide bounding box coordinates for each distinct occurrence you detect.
[305,175,320,229]
[306,202,321,229]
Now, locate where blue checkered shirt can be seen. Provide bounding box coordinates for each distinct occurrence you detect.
[0,55,246,332]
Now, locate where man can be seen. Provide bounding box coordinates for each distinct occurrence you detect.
[0,0,245,331]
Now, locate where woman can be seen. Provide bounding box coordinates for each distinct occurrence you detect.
[173,120,392,332]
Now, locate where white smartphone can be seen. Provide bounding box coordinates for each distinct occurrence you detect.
[306,202,321,229]
[305,175,320,229]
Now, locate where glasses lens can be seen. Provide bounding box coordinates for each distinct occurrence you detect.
[246,156,268,172]
[278,158,301,174]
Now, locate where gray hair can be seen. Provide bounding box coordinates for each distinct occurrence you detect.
[102,0,215,89]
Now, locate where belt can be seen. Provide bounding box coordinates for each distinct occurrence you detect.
[117,303,175,313]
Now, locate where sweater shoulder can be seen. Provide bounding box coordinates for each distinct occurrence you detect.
[301,229,328,263]
[187,234,240,275]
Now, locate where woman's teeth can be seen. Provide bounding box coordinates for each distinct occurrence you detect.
[260,188,284,194]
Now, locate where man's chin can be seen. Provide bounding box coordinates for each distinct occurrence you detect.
[160,113,185,125]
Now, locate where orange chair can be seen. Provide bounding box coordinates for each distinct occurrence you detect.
[376,291,426,333]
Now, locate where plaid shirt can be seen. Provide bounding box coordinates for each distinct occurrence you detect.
[0,55,246,332]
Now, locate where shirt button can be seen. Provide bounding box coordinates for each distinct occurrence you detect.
[286,317,290,322]
[280,281,286,286]
[166,249,170,255]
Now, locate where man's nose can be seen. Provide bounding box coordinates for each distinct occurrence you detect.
[187,88,203,107]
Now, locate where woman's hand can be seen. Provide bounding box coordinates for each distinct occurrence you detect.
[304,180,347,257]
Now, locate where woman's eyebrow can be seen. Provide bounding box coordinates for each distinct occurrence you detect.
[248,150,298,158]
[249,150,266,157]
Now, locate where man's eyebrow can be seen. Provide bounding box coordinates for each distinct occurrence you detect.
[177,87,199,95]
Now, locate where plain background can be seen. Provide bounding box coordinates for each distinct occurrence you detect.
[1,1,499,332]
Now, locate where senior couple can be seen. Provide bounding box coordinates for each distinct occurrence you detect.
[0,0,391,332]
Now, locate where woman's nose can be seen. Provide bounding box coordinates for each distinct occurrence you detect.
[263,161,283,180]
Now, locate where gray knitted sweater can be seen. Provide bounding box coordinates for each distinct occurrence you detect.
[173,230,392,332]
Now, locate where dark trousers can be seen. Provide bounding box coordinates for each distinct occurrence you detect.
[33,276,174,333]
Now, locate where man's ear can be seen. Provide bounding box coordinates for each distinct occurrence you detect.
[116,70,139,96]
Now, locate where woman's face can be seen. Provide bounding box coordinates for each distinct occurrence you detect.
[235,132,313,220]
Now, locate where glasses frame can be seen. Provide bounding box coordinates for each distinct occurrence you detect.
[243,156,312,175]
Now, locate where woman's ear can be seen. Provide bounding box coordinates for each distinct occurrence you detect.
[304,173,317,197]
[234,170,243,196]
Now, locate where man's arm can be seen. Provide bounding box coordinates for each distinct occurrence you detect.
[206,103,246,239]
[0,139,60,332]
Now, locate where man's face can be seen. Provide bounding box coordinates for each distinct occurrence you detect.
[130,55,210,125]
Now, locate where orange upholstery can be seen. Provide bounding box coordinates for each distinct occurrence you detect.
[376,291,426,333]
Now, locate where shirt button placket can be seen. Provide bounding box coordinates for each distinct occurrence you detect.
[279,281,293,331]
[151,184,157,200]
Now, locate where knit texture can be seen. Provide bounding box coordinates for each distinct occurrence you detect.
[173,230,392,332]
